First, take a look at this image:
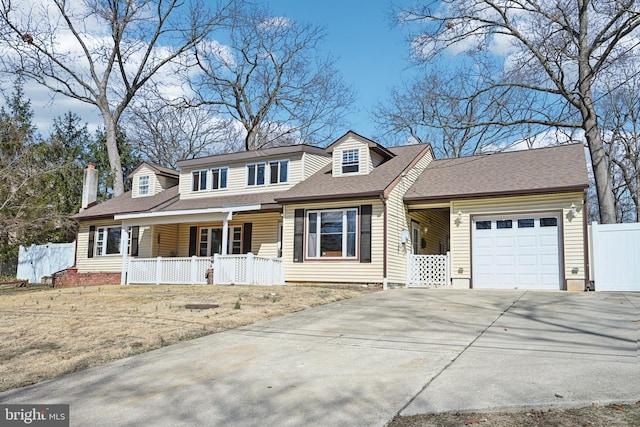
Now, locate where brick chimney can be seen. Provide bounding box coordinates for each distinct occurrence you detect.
[80,164,98,212]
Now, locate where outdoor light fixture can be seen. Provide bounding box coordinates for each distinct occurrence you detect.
[571,202,577,215]
[455,210,463,226]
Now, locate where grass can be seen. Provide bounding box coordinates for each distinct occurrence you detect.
[0,283,377,392]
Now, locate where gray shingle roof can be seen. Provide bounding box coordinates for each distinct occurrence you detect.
[404,143,589,203]
[162,191,283,212]
[73,186,180,220]
[276,143,432,203]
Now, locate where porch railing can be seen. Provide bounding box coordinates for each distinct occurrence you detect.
[213,253,284,285]
[126,254,284,286]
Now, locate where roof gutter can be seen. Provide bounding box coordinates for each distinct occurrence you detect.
[115,204,261,226]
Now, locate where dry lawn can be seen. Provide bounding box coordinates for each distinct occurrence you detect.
[0,283,377,392]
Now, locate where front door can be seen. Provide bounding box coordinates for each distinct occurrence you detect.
[199,228,223,256]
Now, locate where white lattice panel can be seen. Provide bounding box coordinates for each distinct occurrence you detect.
[408,254,450,287]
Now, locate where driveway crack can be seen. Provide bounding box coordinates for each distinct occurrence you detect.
[390,290,528,421]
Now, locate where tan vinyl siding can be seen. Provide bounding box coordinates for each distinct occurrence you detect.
[76,220,152,273]
[131,166,156,198]
[449,192,586,284]
[301,152,331,179]
[175,212,281,257]
[408,209,450,255]
[153,224,179,257]
[282,200,385,284]
[156,175,178,191]
[332,137,369,177]
[385,149,435,284]
[131,166,178,198]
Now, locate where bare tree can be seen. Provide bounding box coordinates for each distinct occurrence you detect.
[373,61,535,157]
[396,1,640,223]
[190,3,355,151]
[0,0,230,196]
[126,96,238,169]
[600,72,640,222]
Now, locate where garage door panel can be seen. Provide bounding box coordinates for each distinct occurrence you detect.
[473,215,561,290]
[517,236,537,247]
[539,235,558,246]
[517,274,538,285]
[496,237,515,247]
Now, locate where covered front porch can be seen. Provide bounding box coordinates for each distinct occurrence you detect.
[405,205,452,287]
[115,204,284,286]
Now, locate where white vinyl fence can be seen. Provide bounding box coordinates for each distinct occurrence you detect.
[17,242,76,284]
[126,253,284,286]
[590,222,640,292]
[127,256,211,285]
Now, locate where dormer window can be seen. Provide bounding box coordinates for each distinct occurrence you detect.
[269,160,288,184]
[138,175,150,196]
[342,149,359,174]
[192,170,208,191]
[247,163,266,186]
[211,167,228,190]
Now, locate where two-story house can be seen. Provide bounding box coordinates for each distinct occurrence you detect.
[68,131,590,291]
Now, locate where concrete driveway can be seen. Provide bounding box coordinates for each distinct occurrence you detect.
[1,289,638,426]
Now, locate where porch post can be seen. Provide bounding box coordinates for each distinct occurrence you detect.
[120,224,129,285]
[221,212,232,255]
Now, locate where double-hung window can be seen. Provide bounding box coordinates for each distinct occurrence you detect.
[247,163,266,186]
[96,226,130,256]
[269,160,288,184]
[341,149,359,174]
[138,175,149,196]
[192,170,208,192]
[211,167,228,190]
[306,208,357,258]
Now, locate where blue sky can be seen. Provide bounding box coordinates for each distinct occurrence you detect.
[8,0,412,144]
[266,0,412,140]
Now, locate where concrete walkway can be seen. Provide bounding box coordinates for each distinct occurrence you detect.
[1,289,638,426]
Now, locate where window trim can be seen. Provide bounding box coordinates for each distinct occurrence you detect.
[138,175,150,196]
[341,149,360,174]
[210,166,228,190]
[191,169,208,192]
[306,208,359,260]
[95,226,131,256]
[247,162,266,186]
[269,160,289,184]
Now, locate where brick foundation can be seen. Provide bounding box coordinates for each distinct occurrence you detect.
[53,270,121,287]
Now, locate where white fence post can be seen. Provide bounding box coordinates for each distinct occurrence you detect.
[446,251,451,286]
[246,253,255,285]
[190,256,198,285]
[156,257,162,285]
[213,253,220,284]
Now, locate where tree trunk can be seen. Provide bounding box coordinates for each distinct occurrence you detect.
[104,116,125,197]
[583,113,617,223]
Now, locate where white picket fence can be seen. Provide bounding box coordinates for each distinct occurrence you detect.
[590,222,640,292]
[17,242,76,284]
[407,252,451,287]
[126,253,284,286]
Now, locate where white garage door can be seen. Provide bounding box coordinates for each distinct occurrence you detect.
[472,215,561,290]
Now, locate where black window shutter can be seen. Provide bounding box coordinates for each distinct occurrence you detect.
[242,223,252,254]
[360,205,372,263]
[189,226,198,256]
[131,226,140,257]
[88,225,96,258]
[293,209,304,262]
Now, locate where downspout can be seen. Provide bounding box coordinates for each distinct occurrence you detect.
[381,194,388,290]
[583,189,591,290]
